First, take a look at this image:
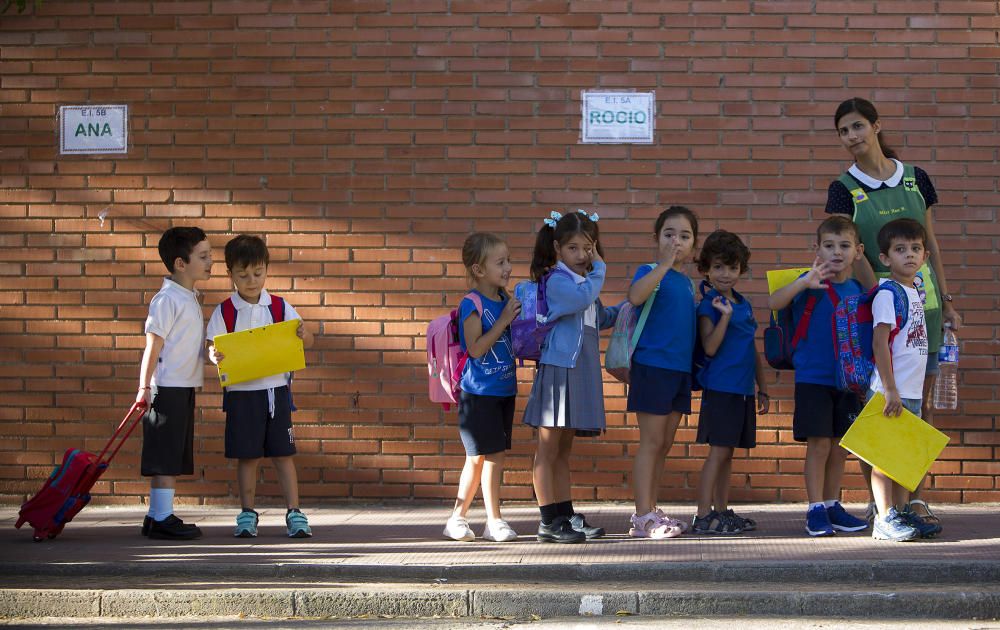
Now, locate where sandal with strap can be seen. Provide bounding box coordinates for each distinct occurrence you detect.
[692,510,743,535]
[629,511,683,539]
[654,507,689,533]
[906,499,940,525]
[722,508,756,531]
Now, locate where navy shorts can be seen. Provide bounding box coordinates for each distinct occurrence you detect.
[793,382,861,442]
[626,361,692,416]
[224,386,296,459]
[697,389,757,449]
[141,386,195,477]
[458,391,515,456]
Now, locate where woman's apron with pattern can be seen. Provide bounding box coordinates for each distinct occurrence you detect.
[839,163,943,353]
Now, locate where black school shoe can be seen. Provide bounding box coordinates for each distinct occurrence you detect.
[142,515,201,537]
[148,514,202,540]
[537,515,586,544]
[569,512,606,539]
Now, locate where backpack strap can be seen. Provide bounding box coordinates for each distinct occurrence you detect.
[268,295,285,324]
[875,281,910,346]
[221,298,237,334]
[790,292,820,348]
[450,292,486,387]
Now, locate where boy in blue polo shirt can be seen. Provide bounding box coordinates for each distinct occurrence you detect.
[691,230,769,535]
[768,216,870,537]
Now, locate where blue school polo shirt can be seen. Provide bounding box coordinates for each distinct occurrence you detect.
[457,290,516,397]
[697,287,757,396]
[791,277,864,387]
[630,265,696,373]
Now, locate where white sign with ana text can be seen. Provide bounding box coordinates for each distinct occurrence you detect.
[60,105,128,154]
[581,91,655,144]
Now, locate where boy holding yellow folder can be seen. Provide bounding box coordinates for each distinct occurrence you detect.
[867,219,942,542]
[207,235,315,539]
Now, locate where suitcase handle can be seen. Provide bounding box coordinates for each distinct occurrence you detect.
[96,400,148,465]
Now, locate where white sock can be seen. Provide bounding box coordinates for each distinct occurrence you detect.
[809,501,825,510]
[149,488,174,521]
[823,500,838,508]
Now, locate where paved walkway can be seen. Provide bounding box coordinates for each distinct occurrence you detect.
[3,503,998,580]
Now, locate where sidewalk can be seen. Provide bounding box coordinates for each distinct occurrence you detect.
[2,503,999,620]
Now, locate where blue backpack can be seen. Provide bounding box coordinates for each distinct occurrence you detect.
[828,280,910,396]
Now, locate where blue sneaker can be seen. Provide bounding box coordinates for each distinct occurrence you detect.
[900,508,942,539]
[286,509,312,538]
[234,509,258,538]
[805,505,835,537]
[872,507,919,542]
[826,502,868,532]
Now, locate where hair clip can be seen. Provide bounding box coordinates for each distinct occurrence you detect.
[577,209,599,222]
[550,210,563,221]
[543,218,557,228]
[543,210,563,228]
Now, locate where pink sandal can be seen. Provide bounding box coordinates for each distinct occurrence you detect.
[629,511,684,539]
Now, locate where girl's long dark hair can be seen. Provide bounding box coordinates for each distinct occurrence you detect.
[530,211,603,281]
[834,97,898,160]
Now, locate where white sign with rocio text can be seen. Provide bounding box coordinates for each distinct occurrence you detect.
[60,105,128,154]
[581,91,655,144]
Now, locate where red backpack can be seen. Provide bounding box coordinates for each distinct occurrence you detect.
[220,295,285,333]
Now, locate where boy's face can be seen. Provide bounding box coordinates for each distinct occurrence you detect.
[229,261,268,304]
[174,239,213,284]
[816,230,862,276]
[879,237,927,280]
[705,256,742,295]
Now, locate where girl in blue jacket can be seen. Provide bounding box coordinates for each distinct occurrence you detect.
[521,210,620,544]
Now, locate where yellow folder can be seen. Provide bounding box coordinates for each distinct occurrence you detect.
[213,318,306,387]
[766,267,810,315]
[839,392,950,492]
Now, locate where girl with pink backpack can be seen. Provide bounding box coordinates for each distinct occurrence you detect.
[442,233,522,544]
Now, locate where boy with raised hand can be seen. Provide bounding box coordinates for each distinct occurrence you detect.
[768,216,870,538]
[137,226,213,540]
[206,235,315,539]
[868,218,941,541]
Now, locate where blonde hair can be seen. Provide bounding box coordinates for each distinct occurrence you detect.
[462,232,508,289]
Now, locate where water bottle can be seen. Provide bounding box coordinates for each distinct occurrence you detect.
[933,324,959,410]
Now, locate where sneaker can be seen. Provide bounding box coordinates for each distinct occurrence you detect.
[872,507,919,542]
[148,514,202,540]
[141,515,152,537]
[629,511,684,539]
[864,501,877,524]
[906,499,941,526]
[482,519,518,542]
[692,510,742,535]
[805,505,835,537]
[654,507,689,533]
[900,507,942,539]
[286,510,312,538]
[234,510,259,538]
[537,516,586,544]
[826,502,868,532]
[722,508,756,532]
[443,515,475,542]
[569,513,605,539]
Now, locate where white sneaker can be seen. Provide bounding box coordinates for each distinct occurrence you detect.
[443,516,475,542]
[482,519,518,542]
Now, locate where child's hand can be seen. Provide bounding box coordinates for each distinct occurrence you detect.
[802,256,834,289]
[208,345,225,365]
[882,388,903,417]
[657,238,677,267]
[296,321,306,339]
[711,295,733,317]
[756,391,770,415]
[589,241,604,265]
[500,296,522,325]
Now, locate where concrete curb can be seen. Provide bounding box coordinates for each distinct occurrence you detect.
[4,560,1000,585]
[2,586,999,621]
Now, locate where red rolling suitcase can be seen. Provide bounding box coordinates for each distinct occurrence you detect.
[15,401,147,541]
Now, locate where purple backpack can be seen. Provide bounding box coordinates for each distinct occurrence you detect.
[511,268,571,362]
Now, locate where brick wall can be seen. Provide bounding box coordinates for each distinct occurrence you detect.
[1,1,998,507]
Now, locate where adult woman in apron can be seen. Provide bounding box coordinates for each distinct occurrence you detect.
[824,97,962,526]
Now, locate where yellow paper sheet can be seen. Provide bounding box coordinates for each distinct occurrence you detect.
[213,318,305,387]
[766,268,811,296]
[839,392,950,492]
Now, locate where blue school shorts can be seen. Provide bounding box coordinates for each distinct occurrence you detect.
[626,360,692,416]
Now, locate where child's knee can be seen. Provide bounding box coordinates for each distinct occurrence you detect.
[466,454,486,466]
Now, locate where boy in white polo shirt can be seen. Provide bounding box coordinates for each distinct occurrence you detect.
[136,227,213,540]
[206,235,315,538]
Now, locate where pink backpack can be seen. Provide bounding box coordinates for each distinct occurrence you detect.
[426,292,483,411]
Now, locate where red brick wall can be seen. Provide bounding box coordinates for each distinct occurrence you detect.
[1,2,998,506]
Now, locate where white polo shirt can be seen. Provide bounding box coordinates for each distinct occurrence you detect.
[144,278,205,388]
[206,289,301,392]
